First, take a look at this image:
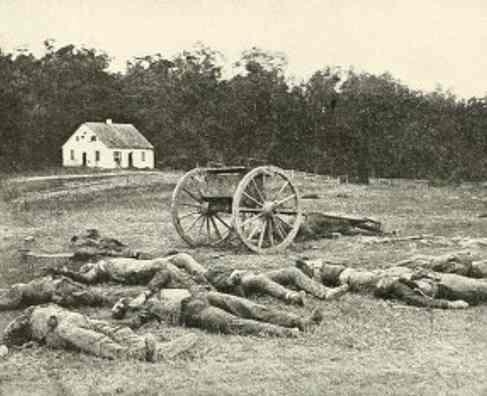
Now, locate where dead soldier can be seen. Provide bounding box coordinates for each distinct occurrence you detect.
[295,258,475,309]
[205,263,349,305]
[70,229,144,261]
[0,275,110,311]
[52,252,209,287]
[296,212,383,241]
[54,252,348,305]
[2,303,197,361]
[394,252,487,278]
[111,287,323,337]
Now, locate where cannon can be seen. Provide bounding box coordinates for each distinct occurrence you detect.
[171,166,302,253]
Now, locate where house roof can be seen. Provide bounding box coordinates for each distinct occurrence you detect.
[83,122,153,149]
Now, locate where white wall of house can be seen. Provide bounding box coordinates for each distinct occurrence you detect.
[112,148,154,169]
[62,125,154,169]
[62,125,109,167]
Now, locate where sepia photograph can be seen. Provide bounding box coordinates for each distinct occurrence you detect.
[1,0,487,394]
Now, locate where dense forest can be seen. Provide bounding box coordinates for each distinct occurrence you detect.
[1,40,487,182]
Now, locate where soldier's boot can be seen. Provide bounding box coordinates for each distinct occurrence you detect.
[297,307,324,332]
[144,334,157,362]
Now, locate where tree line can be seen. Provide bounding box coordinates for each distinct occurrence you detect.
[1,40,487,182]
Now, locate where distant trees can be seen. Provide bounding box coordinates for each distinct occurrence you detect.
[122,44,225,167]
[1,41,487,182]
[0,41,121,171]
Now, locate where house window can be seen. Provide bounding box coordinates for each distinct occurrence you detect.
[70,150,75,161]
[75,136,79,141]
[91,136,97,142]
[95,151,100,162]
[141,151,146,162]
[113,151,121,166]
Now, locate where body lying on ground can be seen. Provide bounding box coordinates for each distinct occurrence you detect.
[0,275,111,311]
[70,229,143,261]
[52,253,205,287]
[294,257,487,309]
[297,212,383,240]
[53,253,348,306]
[205,264,349,305]
[394,252,487,278]
[2,303,197,361]
[111,287,323,338]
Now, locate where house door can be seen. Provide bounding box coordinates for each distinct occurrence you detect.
[128,152,133,168]
[82,152,87,166]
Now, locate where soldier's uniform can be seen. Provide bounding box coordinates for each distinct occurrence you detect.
[2,304,197,361]
[394,252,487,278]
[206,265,349,305]
[70,229,141,261]
[55,253,209,287]
[0,276,108,311]
[57,253,347,305]
[112,288,321,337]
[296,258,482,309]
[296,212,383,240]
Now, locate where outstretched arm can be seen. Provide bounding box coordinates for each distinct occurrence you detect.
[167,253,207,276]
[53,267,101,284]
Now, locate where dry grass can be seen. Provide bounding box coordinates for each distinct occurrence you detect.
[1,171,487,395]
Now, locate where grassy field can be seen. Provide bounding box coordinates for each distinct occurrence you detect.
[1,170,487,395]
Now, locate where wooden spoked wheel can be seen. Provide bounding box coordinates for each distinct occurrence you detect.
[232,166,302,254]
[171,168,233,247]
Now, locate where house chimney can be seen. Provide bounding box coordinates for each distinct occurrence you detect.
[106,119,112,125]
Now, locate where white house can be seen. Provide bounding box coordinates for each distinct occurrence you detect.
[62,120,155,169]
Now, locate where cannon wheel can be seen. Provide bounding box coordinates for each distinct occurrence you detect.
[171,168,233,247]
[232,166,302,254]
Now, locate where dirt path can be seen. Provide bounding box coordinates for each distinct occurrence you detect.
[8,170,164,184]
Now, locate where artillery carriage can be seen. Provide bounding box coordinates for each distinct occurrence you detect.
[171,166,302,253]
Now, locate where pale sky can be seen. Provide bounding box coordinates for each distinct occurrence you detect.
[1,0,487,98]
